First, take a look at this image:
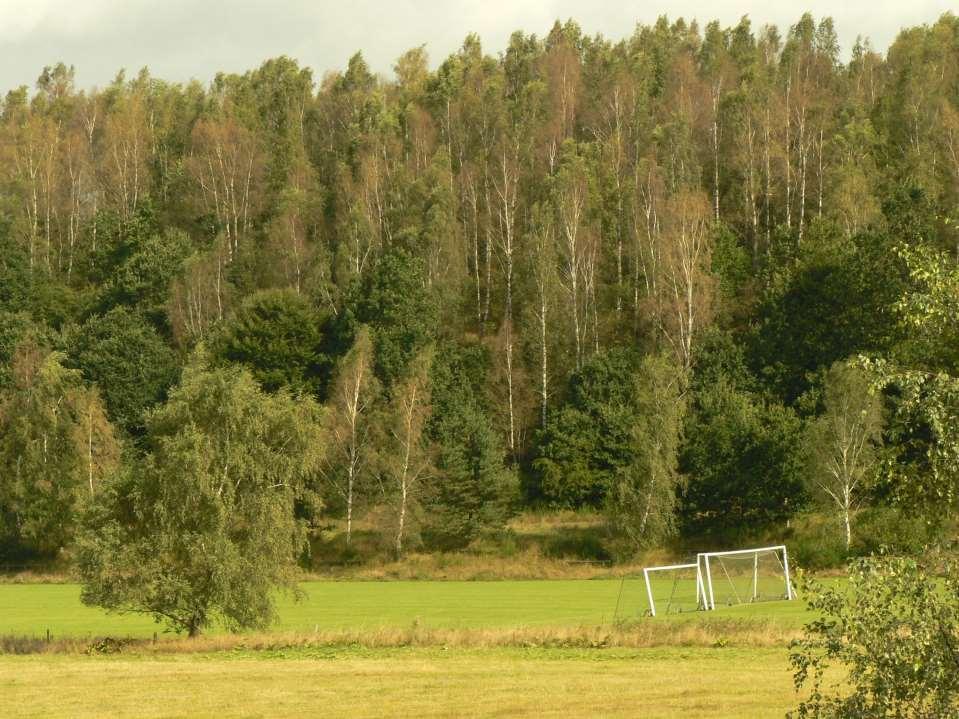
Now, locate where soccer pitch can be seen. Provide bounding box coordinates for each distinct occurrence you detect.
[0,578,812,637]
[0,580,820,717]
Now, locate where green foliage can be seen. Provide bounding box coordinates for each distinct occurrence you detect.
[864,245,959,514]
[425,342,516,549]
[77,355,324,636]
[0,311,54,390]
[803,362,883,548]
[790,556,959,718]
[605,354,687,553]
[211,289,329,397]
[84,204,164,287]
[62,307,180,433]
[893,243,959,374]
[531,349,642,507]
[101,228,192,329]
[680,379,806,537]
[870,360,959,512]
[0,343,119,556]
[753,230,905,403]
[0,231,31,314]
[354,248,438,389]
[711,223,753,320]
[789,521,850,570]
[853,506,940,556]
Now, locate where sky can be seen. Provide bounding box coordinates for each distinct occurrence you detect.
[0,0,954,92]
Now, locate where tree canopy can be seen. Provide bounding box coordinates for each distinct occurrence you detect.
[1,11,958,569]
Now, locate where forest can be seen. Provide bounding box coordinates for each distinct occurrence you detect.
[1,11,958,583]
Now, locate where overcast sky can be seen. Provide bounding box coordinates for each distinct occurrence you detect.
[0,0,954,92]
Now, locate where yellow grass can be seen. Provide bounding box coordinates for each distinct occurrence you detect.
[2,617,803,656]
[0,646,806,718]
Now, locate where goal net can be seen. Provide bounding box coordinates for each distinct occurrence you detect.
[698,545,794,610]
[612,563,705,618]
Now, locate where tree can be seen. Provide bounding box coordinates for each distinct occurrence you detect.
[804,362,883,549]
[211,289,329,397]
[62,307,180,433]
[655,189,714,370]
[322,326,379,546]
[188,113,263,261]
[680,378,805,537]
[426,341,516,548]
[77,355,323,637]
[168,242,233,347]
[753,229,906,404]
[0,341,118,555]
[354,248,437,388]
[531,348,642,507]
[790,556,959,718]
[383,348,433,557]
[101,228,192,329]
[0,311,53,390]
[551,142,594,371]
[606,354,686,552]
[864,244,959,515]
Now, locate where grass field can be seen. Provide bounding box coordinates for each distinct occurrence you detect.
[0,579,822,717]
[0,578,813,638]
[0,646,807,718]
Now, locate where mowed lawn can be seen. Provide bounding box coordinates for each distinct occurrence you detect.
[0,579,812,637]
[0,646,806,718]
[0,581,822,718]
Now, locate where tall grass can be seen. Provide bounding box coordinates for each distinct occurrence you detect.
[0,616,801,656]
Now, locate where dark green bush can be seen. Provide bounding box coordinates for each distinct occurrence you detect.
[853,506,939,555]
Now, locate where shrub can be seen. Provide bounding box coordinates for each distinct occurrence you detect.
[853,506,940,555]
[790,555,959,718]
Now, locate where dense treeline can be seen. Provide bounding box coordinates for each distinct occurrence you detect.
[1,13,958,574]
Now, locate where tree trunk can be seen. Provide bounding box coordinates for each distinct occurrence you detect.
[540,296,548,429]
[395,477,407,559]
[346,464,354,546]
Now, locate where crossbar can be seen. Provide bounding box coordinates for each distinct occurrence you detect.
[643,562,702,617]
[698,544,786,559]
[644,562,699,573]
[696,545,793,611]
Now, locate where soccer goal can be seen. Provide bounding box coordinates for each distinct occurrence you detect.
[638,562,706,617]
[697,545,794,610]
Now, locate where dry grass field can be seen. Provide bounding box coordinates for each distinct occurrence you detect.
[0,646,808,718]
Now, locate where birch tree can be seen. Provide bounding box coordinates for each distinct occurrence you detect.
[189,114,262,262]
[493,141,521,454]
[804,362,883,549]
[528,204,559,429]
[553,143,592,371]
[606,354,686,552]
[0,341,119,554]
[323,326,379,546]
[384,349,433,558]
[78,356,324,637]
[656,189,714,370]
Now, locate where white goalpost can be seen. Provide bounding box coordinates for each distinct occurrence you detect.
[638,544,795,617]
[642,562,705,617]
[697,545,794,611]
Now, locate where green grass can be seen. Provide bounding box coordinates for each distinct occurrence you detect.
[0,578,814,638]
[0,579,827,717]
[0,646,809,718]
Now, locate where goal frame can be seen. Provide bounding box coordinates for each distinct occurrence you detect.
[642,562,706,617]
[697,544,794,611]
